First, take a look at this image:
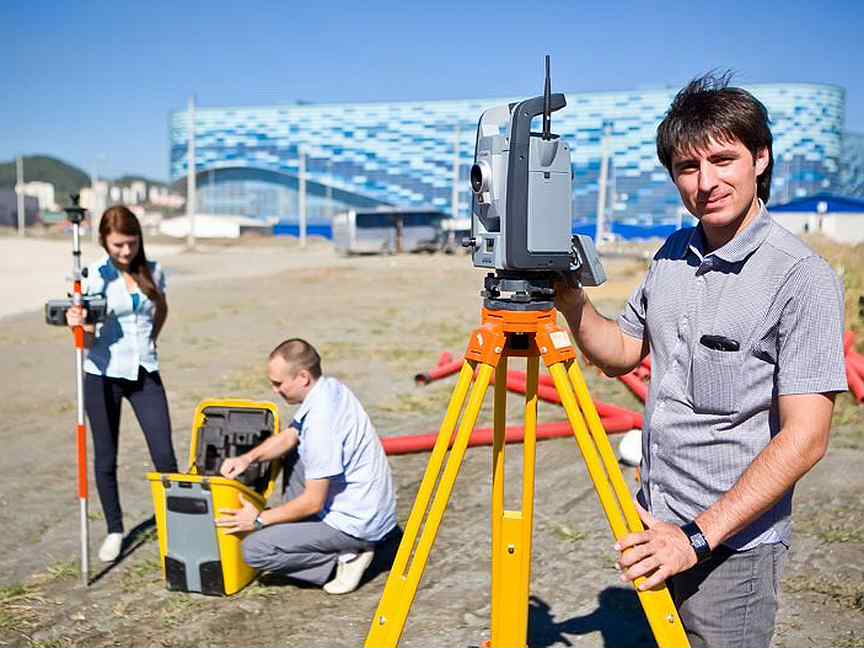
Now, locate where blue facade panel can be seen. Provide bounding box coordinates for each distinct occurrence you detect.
[170,84,847,226]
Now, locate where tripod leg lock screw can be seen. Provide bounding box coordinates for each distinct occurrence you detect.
[507,545,516,554]
[666,614,675,623]
[379,616,387,625]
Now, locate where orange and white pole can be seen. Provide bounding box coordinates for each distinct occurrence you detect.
[69,207,90,586]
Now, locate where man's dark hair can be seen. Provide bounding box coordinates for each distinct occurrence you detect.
[269,338,322,379]
[656,71,774,203]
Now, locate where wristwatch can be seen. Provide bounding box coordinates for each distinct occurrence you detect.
[253,514,265,531]
[680,520,712,563]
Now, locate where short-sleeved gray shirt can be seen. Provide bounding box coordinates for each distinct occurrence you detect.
[618,205,847,550]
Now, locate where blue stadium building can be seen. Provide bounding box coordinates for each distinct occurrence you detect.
[169,83,848,236]
[841,131,864,199]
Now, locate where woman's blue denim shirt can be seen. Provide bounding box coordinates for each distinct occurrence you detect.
[84,256,166,380]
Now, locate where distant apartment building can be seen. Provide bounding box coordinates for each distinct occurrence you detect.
[80,180,183,211]
[16,181,56,210]
[169,82,850,231]
[0,191,39,227]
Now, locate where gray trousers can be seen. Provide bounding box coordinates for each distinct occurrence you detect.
[241,452,373,585]
[668,542,788,648]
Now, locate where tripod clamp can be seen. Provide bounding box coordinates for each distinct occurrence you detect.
[481,272,556,311]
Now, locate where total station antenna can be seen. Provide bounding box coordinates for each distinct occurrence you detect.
[542,54,552,140]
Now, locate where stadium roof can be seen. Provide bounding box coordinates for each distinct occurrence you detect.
[772,194,864,213]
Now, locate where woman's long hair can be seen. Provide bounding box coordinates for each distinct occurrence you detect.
[99,206,163,304]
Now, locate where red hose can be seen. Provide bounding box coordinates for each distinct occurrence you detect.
[847,352,864,376]
[503,375,643,429]
[844,330,855,355]
[381,416,635,456]
[618,370,649,403]
[507,369,556,388]
[847,363,864,403]
[415,358,465,385]
[437,351,453,367]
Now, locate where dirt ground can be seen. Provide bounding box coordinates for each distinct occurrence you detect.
[1,236,863,647]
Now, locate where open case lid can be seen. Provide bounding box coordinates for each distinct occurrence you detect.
[187,399,282,500]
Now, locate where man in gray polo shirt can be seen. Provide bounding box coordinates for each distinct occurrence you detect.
[555,73,847,647]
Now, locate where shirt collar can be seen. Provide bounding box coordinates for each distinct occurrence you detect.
[293,376,324,427]
[686,200,772,264]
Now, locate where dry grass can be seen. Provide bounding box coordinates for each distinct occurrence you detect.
[803,235,864,338]
[784,573,864,611]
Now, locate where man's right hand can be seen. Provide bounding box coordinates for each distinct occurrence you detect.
[553,275,586,318]
[220,455,252,480]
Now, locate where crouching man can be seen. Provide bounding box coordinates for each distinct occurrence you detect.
[215,338,397,594]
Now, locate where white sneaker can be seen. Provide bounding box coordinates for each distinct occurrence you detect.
[98,532,124,562]
[323,550,375,595]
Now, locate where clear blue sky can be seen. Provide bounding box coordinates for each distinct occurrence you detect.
[2,0,862,182]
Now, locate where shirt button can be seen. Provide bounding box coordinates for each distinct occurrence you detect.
[652,443,659,453]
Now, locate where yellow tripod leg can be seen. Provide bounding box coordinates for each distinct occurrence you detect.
[548,362,689,648]
[365,361,496,648]
[566,361,642,530]
[491,355,538,648]
[491,359,507,644]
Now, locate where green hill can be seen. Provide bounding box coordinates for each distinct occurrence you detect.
[0,156,91,205]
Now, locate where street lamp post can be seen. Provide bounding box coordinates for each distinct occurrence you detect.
[186,95,197,250]
[16,156,25,236]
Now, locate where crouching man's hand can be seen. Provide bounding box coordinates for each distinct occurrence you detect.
[220,455,252,480]
[215,493,259,534]
[615,503,698,590]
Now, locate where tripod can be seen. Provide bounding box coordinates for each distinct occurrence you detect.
[365,283,688,647]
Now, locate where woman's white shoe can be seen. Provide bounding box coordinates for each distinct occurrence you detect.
[98,533,124,562]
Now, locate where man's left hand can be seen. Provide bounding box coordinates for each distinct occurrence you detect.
[615,503,697,590]
[215,493,259,535]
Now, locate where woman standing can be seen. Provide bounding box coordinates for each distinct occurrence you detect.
[66,206,178,562]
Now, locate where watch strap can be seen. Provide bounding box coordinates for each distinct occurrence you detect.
[254,514,265,531]
[680,520,712,563]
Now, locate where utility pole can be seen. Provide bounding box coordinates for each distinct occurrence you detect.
[91,153,107,244]
[451,127,461,220]
[186,95,197,250]
[298,146,307,248]
[16,156,25,236]
[326,158,333,221]
[594,121,612,245]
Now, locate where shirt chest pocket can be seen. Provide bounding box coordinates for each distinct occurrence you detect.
[688,344,744,415]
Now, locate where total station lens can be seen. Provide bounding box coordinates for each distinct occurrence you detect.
[470,164,484,193]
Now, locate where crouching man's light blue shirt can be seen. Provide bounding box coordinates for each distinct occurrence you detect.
[84,256,166,380]
[293,376,397,542]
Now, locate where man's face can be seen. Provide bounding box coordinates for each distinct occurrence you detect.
[267,356,310,405]
[671,136,769,232]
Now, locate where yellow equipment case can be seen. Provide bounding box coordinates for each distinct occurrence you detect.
[147,399,282,596]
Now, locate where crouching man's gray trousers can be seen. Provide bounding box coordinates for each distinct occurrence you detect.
[241,452,373,585]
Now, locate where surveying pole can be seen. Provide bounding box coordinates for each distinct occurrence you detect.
[66,196,91,587]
